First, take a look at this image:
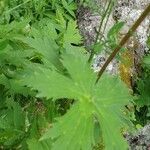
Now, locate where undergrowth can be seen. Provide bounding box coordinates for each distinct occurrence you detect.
[0,0,150,149]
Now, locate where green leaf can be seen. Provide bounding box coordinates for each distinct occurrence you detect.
[22,47,132,149]
[91,42,104,54]
[143,56,150,66]
[27,138,51,150]
[21,36,62,70]
[30,21,58,41]
[107,21,124,49]
[136,75,150,106]
[0,20,30,39]
[41,102,95,150]
[0,99,25,130]
[0,74,34,96]
[61,0,75,18]
[107,22,124,39]
[0,99,25,146]
[63,20,82,47]
[20,64,76,100]
[55,7,66,30]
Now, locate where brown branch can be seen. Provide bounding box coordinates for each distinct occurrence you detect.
[95,3,150,84]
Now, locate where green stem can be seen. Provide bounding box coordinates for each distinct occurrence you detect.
[95,3,150,84]
[88,0,112,63]
[100,0,115,41]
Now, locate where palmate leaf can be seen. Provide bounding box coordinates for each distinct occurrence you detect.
[21,48,132,150]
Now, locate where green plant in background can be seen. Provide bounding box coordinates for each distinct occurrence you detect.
[0,0,79,149]
[87,0,126,65]
[0,21,56,149]
[0,0,77,24]
[134,37,150,126]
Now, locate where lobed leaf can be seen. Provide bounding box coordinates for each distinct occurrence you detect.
[21,48,133,150]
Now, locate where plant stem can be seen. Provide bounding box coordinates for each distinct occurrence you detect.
[88,0,112,63]
[95,3,150,84]
[100,0,115,41]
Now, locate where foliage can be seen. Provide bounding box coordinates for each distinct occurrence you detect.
[134,37,150,126]
[0,0,77,24]
[0,0,79,149]
[134,70,150,125]
[19,44,132,149]
[0,0,149,150]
